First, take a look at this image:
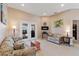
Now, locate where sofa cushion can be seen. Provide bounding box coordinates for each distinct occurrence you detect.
[12,47,36,56]
[0,40,13,50]
[13,42,24,50]
[5,37,14,49]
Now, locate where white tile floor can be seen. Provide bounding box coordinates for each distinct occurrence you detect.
[36,39,79,56]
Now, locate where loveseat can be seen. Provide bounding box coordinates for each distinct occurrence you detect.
[48,34,62,44]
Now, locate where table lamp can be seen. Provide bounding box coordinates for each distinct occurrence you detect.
[12,25,16,37]
[66,27,70,37]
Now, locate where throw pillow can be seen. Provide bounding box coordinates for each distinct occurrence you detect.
[13,42,24,50]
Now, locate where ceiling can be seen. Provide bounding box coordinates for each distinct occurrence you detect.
[7,3,79,16]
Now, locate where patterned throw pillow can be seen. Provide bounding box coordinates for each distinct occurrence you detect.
[13,42,24,50]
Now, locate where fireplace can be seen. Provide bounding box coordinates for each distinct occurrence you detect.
[42,31,48,39]
[41,25,49,39]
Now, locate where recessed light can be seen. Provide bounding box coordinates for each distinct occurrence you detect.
[43,12,47,16]
[61,4,64,7]
[21,4,24,6]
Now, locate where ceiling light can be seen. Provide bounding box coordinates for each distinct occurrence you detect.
[43,12,47,16]
[21,4,24,7]
[61,4,64,7]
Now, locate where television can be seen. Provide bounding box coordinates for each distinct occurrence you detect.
[41,26,49,30]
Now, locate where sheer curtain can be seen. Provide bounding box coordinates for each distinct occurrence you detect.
[0,22,6,45]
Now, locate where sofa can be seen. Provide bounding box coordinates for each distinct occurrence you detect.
[48,34,62,44]
[0,37,36,56]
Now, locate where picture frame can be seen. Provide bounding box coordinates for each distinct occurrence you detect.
[0,3,7,25]
[0,3,2,23]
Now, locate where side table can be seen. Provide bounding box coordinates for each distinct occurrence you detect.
[61,36,72,46]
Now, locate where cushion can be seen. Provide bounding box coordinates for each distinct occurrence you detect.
[12,47,36,56]
[13,42,24,50]
[5,37,14,48]
[12,49,23,56]
[0,39,13,50]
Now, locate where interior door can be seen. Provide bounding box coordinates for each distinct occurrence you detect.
[77,20,79,41]
[73,24,77,40]
[30,23,37,40]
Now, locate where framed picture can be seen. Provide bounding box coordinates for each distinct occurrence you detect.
[0,3,2,23]
[0,4,1,22]
[0,3,7,25]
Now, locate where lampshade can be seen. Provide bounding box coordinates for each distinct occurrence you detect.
[12,25,16,29]
[66,27,70,33]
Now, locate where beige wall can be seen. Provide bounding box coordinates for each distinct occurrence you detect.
[50,9,79,37]
[7,7,51,38]
[7,6,79,38]
[7,7,41,38]
[40,16,51,32]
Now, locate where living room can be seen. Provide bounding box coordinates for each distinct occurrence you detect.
[0,3,79,56]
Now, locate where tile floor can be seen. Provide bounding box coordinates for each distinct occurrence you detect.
[36,39,79,56]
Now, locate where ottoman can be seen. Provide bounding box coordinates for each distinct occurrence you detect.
[31,40,40,51]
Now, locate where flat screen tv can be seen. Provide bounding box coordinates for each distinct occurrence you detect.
[41,26,49,30]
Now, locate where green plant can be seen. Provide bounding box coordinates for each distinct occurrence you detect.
[54,19,63,27]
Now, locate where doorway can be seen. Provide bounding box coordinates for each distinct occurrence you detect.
[73,20,77,40]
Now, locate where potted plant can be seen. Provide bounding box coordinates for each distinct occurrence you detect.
[54,19,63,28]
